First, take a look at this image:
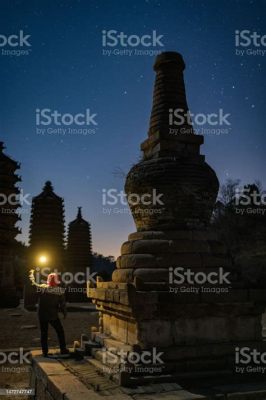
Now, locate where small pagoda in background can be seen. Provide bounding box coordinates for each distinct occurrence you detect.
[66,207,92,302]
[0,142,21,307]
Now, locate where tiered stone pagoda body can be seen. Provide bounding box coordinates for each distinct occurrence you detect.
[88,53,266,385]
[67,207,92,301]
[25,181,65,309]
[28,181,65,269]
[0,142,21,307]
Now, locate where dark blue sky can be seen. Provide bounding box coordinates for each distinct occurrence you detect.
[0,0,265,257]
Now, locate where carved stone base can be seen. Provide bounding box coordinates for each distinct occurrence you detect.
[113,229,234,284]
[88,230,266,386]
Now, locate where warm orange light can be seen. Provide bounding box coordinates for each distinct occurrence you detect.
[38,255,48,265]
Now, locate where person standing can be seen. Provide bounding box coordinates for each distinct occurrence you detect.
[29,270,70,357]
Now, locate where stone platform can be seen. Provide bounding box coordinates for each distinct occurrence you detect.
[30,350,266,399]
[87,229,266,384]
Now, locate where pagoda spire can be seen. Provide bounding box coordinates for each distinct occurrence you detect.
[149,52,190,136]
[141,51,203,160]
[77,206,82,220]
[43,180,54,193]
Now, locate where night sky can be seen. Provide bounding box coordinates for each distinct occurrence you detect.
[0,0,265,257]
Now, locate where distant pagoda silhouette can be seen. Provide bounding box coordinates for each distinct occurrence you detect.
[0,142,21,307]
[29,181,65,269]
[66,207,92,302]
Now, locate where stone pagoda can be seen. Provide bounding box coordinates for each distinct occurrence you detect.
[28,181,65,269]
[0,142,21,307]
[67,207,92,302]
[88,52,266,386]
[25,180,65,309]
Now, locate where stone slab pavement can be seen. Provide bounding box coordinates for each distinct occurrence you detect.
[30,350,266,400]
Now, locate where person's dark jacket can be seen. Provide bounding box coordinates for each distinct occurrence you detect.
[29,270,67,321]
[37,286,66,321]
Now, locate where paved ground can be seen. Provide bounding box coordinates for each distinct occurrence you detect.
[1,307,265,399]
[0,304,98,399]
[31,351,266,400]
[0,303,98,349]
